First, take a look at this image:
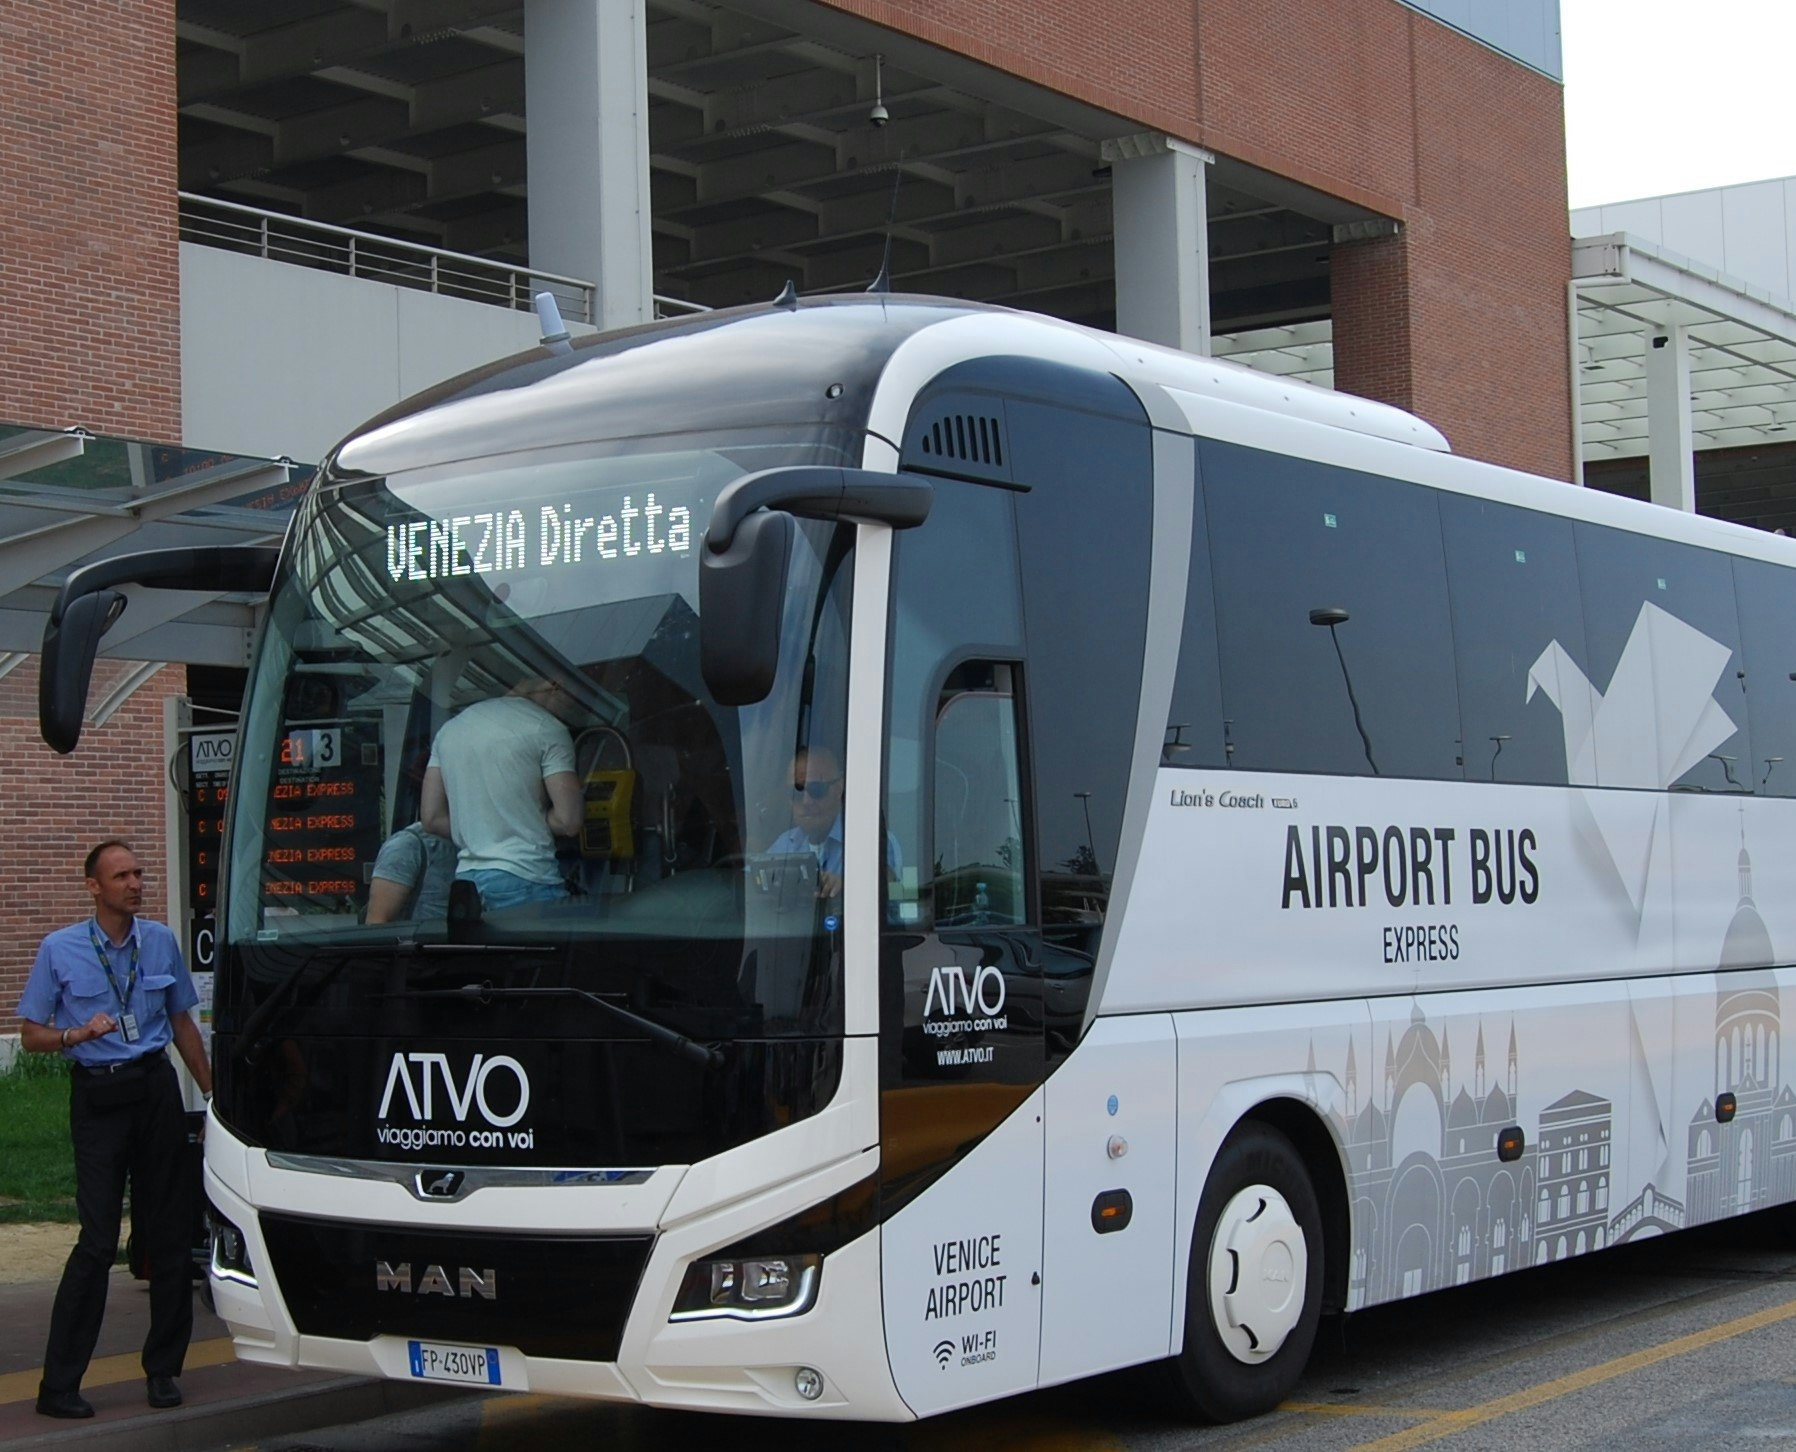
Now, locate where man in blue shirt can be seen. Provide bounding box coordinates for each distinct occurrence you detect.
[15,840,212,1420]
[767,746,901,897]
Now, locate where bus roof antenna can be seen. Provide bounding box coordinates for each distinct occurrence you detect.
[866,163,904,294]
[533,292,573,355]
[773,279,799,309]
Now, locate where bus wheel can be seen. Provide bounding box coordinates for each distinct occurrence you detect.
[1165,1122,1323,1422]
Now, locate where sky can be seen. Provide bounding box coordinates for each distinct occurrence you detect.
[1561,0,1796,210]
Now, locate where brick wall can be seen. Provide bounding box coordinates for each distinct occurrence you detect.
[1585,443,1796,535]
[0,0,1571,473]
[0,657,186,1021]
[1333,231,1414,414]
[0,0,180,439]
[1383,18,1572,480]
[825,0,1573,480]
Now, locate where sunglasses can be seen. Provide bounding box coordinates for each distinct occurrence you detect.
[792,778,840,799]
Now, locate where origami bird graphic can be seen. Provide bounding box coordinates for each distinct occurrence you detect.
[1527,601,1736,791]
[1526,601,1738,913]
[1524,641,1600,786]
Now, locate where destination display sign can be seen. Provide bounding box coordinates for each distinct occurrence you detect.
[384,493,693,586]
[186,729,233,1045]
[187,770,225,966]
[263,721,383,912]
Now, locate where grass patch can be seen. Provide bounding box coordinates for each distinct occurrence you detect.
[0,1053,76,1223]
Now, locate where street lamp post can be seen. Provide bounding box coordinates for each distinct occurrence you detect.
[1073,790,1096,875]
[1309,606,1379,776]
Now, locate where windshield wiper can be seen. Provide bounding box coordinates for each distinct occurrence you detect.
[392,981,723,1070]
[232,940,554,1065]
[393,941,557,955]
[232,944,378,1067]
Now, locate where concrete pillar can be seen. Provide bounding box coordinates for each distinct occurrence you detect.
[1106,134,1213,355]
[1643,324,1695,512]
[525,0,653,331]
[1567,280,1586,485]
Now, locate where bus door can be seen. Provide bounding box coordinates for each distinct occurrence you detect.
[877,478,1047,1414]
[1000,393,1162,1387]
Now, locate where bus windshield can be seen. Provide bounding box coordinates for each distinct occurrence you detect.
[222,434,857,1049]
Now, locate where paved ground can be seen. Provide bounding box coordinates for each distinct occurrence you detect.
[236,1207,1796,1452]
[0,1223,81,1285]
[13,1210,1796,1450]
[0,1224,467,1451]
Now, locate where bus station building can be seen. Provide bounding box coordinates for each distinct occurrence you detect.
[5,0,1786,1023]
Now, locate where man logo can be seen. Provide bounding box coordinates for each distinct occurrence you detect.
[932,1339,955,1370]
[416,1169,465,1200]
[375,1261,497,1299]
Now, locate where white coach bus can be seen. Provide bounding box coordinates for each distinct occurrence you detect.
[39,296,1796,1423]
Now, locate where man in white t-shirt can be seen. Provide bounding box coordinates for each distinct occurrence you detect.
[421,678,582,911]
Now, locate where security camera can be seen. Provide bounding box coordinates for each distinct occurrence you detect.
[868,53,888,128]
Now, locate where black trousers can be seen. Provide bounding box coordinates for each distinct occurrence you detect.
[42,1054,193,1393]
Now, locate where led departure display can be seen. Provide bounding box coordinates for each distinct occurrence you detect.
[186,731,234,971]
[263,723,383,910]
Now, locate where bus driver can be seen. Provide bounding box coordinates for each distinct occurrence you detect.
[767,745,901,898]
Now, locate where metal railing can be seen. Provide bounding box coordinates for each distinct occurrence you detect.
[178,194,710,326]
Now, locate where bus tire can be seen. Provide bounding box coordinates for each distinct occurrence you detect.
[1164,1121,1323,1422]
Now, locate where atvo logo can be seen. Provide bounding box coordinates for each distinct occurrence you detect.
[377,1053,530,1127]
[923,964,1007,1020]
[190,732,235,772]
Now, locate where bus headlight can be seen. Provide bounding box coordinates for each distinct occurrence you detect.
[670,1253,821,1321]
[210,1211,257,1289]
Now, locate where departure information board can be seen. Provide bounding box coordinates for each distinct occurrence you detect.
[263,722,383,911]
[186,731,234,971]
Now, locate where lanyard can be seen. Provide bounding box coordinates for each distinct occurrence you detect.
[87,921,140,1013]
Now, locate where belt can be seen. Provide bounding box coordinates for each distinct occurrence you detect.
[72,1054,163,1077]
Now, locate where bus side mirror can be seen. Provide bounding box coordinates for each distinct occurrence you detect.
[40,589,127,755]
[697,465,932,708]
[38,544,280,754]
[700,509,794,706]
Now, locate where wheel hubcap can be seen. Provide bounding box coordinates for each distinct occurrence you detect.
[1208,1183,1307,1364]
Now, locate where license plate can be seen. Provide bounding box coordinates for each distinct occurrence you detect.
[408,1339,502,1386]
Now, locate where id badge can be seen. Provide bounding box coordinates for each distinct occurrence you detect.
[119,1013,140,1044]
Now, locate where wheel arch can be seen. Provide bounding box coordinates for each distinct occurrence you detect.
[1168,1049,1360,1352]
[1237,1097,1351,1318]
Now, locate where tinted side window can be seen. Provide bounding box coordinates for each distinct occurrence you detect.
[884,482,1027,929]
[1165,456,1228,768]
[1439,496,1588,786]
[1574,524,1749,793]
[1009,397,1152,954]
[1730,557,1796,796]
[1203,440,1462,780]
[932,663,1027,926]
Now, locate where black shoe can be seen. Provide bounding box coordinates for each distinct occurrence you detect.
[146,1374,183,1409]
[35,1386,94,1419]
